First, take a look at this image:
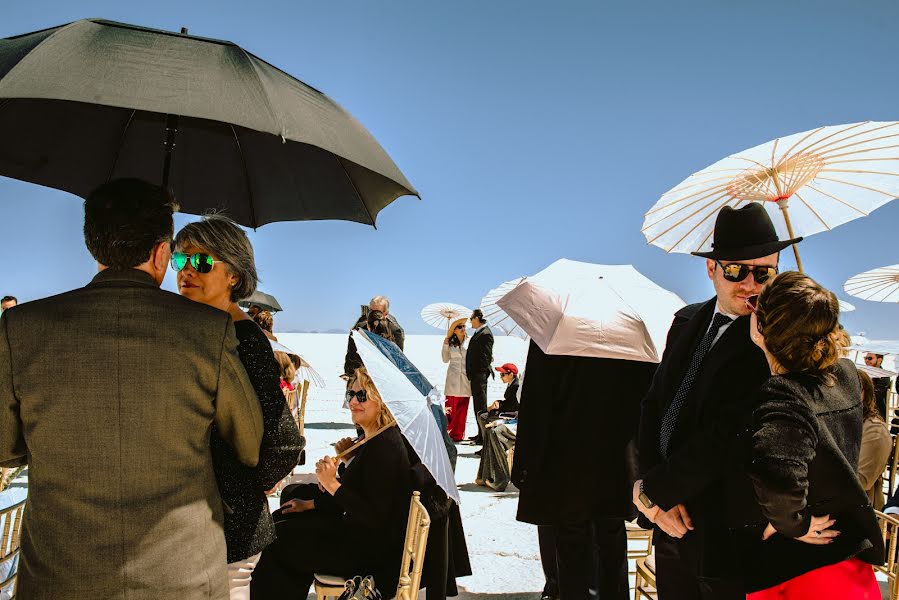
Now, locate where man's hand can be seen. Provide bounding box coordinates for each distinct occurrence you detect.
[489,401,500,411]
[280,498,314,514]
[632,479,660,522]
[654,504,695,539]
[763,514,838,545]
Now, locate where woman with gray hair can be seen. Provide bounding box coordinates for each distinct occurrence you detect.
[173,214,303,600]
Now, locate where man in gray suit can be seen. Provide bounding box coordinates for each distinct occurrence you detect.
[0,179,263,600]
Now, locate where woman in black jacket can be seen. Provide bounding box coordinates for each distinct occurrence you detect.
[730,272,883,598]
[174,216,304,599]
[251,367,412,599]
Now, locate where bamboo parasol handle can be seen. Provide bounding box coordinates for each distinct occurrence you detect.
[331,421,396,463]
[776,201,804,273]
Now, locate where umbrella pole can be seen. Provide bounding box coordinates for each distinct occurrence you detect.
[777,201,804,273]
[162,113,180,190]
[332,421,396,462]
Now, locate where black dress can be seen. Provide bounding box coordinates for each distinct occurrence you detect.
[210,319,304,563]
[250,426,412,598]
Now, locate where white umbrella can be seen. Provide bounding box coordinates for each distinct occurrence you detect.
[496,259,685,363]
[856,363,898,378]
[848,338,899,356]
[478,277,528,339]
[420,303,471,332]
[643,121,899,271]
[844,264,899,303]
[269,339,326,388]
[839,299,856,313]
[353,330,459,504]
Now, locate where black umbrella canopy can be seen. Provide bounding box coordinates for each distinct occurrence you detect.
[0,19,418,228]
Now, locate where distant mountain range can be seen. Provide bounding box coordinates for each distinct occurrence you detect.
[280,328,346,334]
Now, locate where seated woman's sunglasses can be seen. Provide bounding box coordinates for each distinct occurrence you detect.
[715,260,778,284]
[170,252,222,274]
[345,389,368,403]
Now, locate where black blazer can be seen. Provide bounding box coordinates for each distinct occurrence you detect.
[465,325,494,377]
[498,377,520,413]
[726,359,884,592]
[637,299,770,577]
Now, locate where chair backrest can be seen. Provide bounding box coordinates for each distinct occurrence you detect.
[889,437,899,498]
[875,510,899,600]
[395,491,431,600]
[0,498,26,598]
[297,380,310,436]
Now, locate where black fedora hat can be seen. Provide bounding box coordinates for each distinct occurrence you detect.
[691,203,802,261]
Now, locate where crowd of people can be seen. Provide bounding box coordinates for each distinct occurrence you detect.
[1,178,897,600]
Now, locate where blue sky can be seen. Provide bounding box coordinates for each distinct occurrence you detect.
[2,1,898,337]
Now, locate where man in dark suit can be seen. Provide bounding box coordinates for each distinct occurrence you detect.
[865,352,892,419]
[0,179,263,599]
[465,309,494,444]
[633,203,800,599]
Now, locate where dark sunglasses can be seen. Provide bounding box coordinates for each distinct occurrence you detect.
[454,325,465,331]
[715,260,778,284]
[345,389,368,403]
[170,252,222,274]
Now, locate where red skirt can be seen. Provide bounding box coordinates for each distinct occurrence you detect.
[747,558,880,599]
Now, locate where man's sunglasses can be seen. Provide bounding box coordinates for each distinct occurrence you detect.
[345,389,368,403]
[170,252,222,274]
[716,260,778,284]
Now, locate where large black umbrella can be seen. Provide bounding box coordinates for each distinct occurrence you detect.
[0,19,418,228]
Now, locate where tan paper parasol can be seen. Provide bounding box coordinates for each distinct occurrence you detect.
[420,303,471,331]
[643,121,899,271]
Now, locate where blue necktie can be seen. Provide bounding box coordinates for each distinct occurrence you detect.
[659,312,733,457]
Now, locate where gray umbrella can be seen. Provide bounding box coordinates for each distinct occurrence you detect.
[0,19,418,228]
[238,290,282,313]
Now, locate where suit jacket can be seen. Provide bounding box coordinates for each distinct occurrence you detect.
[343,314,405,376]
[0,269,263,600]
[726,359,884,592]
[513,342,656,524]
[637,298,769,577]
[465,325,494,378]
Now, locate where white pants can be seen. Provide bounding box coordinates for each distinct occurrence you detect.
[228,553,261,600]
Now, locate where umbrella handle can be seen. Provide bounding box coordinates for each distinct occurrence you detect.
[776,200,804,273]
[332,421,396,462]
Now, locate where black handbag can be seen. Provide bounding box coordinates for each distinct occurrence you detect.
[337,575,382,600]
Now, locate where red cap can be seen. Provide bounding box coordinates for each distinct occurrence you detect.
[495,363,518,375]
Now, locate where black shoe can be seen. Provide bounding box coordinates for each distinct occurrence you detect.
[466,435,479,441]
[474,450,482,456]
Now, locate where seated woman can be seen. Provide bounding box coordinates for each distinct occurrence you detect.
[729,272,884,598]
[475,364,520,491]
[251,367,412,599]
[856,370,891,511]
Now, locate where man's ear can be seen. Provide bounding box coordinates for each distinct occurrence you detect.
[706,259,716,280]
[152,241,170,275]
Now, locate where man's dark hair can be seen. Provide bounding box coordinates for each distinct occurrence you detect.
[84,178,178,269]
[471,309,486,323]
[1,296,16,305]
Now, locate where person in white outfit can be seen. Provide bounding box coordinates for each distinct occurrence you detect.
[442,317,472,442]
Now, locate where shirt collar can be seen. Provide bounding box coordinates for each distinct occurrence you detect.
[713,302,740,322]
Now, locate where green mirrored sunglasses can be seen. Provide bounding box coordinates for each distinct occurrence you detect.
[170,252,222,274]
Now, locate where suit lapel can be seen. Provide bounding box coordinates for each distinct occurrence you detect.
[658,299,715,413]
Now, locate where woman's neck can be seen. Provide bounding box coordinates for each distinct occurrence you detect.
[361,424,378,438]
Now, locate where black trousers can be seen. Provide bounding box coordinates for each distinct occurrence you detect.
[552,518,628,600]
[469,373,489,441]
[654,532,744,600]
[538,525,559,598]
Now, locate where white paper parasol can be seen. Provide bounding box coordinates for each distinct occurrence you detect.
[844,264,899,303]
[353,330,459,503]
[643,121,899,272]
[838,299,856,313]
[496,259,685,363]
[269,339,326,388]
[420,303,471,331]
[478,278,528,339]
